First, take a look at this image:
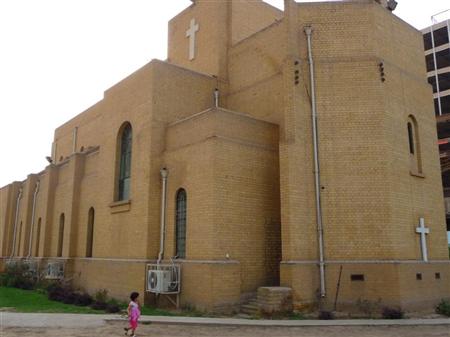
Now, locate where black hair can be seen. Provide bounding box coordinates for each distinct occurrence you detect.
[130,292,139,301]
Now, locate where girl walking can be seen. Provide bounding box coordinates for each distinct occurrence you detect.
[124,292,141,337]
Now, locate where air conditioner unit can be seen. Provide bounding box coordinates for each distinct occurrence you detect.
[147,270,171,293]
[24,260,38,276]
[45,262,64,279]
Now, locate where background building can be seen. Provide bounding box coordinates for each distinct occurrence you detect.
[422,16,450,238]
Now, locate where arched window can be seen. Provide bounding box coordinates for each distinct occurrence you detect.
[175,189,187,259]
[407,122,415,154]
[407,116,422,174]
[57,213,65,257]
[117,123,132,201]
[17,221,23,256]
[86,208,95,258]
[35,218,41,257]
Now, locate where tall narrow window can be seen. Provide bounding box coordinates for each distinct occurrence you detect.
[35,218,41,256]
[86,208,95,258]
[57,214,65,257]
[17,221,23,256]
[117,123,132,201]
[175,189,187,259]
[407,122,415,154]
[407,116,422,174]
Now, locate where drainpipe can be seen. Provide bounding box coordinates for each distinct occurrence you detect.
[214,88,220,108]
[157,168,168,266]
[27,181,40,258]
[10,187,23,259]
[305,26,326,298]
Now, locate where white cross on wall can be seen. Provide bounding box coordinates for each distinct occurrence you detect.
[415,217,430,262]
[186,18,199,61]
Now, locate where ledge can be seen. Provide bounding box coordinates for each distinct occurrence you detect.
[410,171,425,178]
[109,199,131,214]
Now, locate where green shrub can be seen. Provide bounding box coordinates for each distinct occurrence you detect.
[47,285,66,302]
[381,306,404,319]
[105,303,121,313]
[318,310,334,320]
[91,301,108,310]
[73,293,93,306]
[436,299,450,317]
[62,292,77,304]
[94,289,108,303]
[1,263,36,290]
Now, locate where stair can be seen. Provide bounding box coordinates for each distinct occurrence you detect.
[240,299,260,316]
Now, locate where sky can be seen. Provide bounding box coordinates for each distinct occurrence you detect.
[0,0,450,188]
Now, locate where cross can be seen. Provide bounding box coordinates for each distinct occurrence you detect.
[186,18,199,61]
[415,218,430,262]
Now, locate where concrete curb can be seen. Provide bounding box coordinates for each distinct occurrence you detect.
[106,315,450,327]
[2,312,450,328]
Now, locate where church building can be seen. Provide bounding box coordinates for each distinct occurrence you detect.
[1,0,450,312]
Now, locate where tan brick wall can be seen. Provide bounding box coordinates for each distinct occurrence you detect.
[1,0,449,313]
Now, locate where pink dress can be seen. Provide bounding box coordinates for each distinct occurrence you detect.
[129,301,141,329]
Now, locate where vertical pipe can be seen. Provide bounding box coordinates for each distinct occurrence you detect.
[157,168,168,265]
[214,88,220,108]
[10,188,23,259]
[430,21,442,116]
[27,181,40,258]
[305,26,326,298]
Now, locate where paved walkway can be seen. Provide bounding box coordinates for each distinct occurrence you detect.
[1,312,450,328]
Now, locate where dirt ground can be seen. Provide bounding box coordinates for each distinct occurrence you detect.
[2,321,450,337]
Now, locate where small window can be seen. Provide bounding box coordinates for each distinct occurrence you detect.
[175,189,187,259]
[407,116,422,174]
[435,272,441,280]
[351,274,365,281]
[17,221,23,256]
[117,123,132,201]
[86,208,95,258]
[407,122,414,154]
[35,218,42,256]
[57,214,65,257]
[416,273,422,280]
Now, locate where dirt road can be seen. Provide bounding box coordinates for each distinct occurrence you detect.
[2,321,450,337]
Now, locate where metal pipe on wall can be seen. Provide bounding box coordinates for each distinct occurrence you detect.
[157,168,169,265]
[305,26,326,298]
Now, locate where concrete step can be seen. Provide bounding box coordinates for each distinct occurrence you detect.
[240,303,259,315]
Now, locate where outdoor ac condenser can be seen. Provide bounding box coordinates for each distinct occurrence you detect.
[147,270,171,293]
[45,262,64,279]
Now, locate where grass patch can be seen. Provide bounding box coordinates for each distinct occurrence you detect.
[0,286,175,316]
[0,286,99,313]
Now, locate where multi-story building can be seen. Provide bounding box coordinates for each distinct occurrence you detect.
[422,18,450,233]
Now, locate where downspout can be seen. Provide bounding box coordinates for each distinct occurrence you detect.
[157,168,168,265]
[305,26,326,298]
[27,181,40,258]
[10,187,23,259]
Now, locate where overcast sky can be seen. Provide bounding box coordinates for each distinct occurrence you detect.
[0,0,449,188]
